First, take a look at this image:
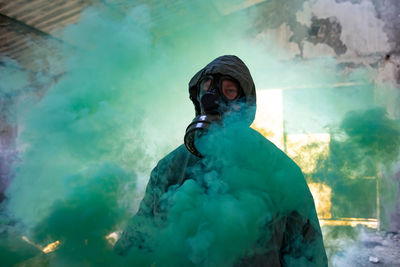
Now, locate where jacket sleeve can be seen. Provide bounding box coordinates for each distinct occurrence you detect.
[136,163,164,217]
[114,163,164,255]
[114,145,191,255]
[280,210,328,267]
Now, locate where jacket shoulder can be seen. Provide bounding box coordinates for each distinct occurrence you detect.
[152,144,198,188]
[156,144,190,169]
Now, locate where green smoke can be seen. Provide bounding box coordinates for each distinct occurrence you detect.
[304,108,400,264]
[0,1,399,266]
[341,108,400,164]
[309,108,400,210]
[114,119,325,266]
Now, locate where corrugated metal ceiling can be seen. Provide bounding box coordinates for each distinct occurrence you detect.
[0,0,265,75]
[0,0,92,63]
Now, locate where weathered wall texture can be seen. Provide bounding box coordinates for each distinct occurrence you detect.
[253,0,400,116]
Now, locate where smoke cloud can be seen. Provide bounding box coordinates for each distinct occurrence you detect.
[0,1,399,266]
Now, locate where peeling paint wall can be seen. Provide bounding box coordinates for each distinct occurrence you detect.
[254,0,396,58]
[253,0,400,114]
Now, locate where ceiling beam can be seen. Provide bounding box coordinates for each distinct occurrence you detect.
[0,12,64,44]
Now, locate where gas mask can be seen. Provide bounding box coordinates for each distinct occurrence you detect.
[184,74,243,157]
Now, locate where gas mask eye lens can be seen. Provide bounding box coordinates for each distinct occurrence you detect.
[199,78,212,98]
[202,79,211,91]
[221,79,239,100]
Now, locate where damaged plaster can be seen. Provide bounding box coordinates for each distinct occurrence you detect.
[310,0,390,56]
[371,0,400,53]
[307,16,347,56]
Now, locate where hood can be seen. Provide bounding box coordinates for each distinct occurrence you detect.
[188,55,257,125]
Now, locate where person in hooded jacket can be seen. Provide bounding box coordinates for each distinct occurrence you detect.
[115,55,328,266]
